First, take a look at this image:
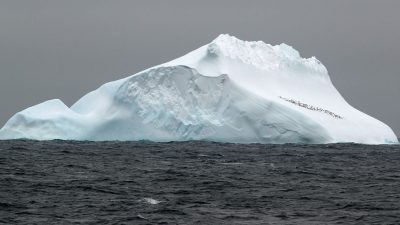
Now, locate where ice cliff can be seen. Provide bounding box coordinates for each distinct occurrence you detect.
[0,34,397,144]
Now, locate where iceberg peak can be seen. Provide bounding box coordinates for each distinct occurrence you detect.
[207,34,327,74]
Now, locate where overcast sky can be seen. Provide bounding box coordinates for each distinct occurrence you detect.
[0,0,399,136]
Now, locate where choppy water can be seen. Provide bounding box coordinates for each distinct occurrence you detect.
[1,140,400,225]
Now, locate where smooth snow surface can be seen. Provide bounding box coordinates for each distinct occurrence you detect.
[0,34,397,144]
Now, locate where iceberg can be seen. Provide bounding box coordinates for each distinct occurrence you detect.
[0,34,397,144]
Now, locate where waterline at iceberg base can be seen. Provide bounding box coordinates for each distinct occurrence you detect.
[0,34,397,144]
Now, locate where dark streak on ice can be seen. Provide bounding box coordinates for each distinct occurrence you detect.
[0,140,400,224]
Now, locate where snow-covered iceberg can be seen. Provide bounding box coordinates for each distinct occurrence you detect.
[0,34,397,144]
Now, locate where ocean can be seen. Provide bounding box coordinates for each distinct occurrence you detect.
[1,140,399,224]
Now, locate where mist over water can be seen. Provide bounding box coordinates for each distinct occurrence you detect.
[1,140,400,224]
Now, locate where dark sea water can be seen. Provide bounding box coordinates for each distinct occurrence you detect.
[1,140,400,225]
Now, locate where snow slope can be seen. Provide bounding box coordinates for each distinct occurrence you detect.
[0,34,397,144]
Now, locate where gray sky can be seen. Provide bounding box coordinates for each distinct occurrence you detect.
[0,0,399,136]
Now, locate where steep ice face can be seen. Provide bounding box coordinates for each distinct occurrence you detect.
[109,66,331,143]
[0,34,397,144]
